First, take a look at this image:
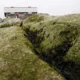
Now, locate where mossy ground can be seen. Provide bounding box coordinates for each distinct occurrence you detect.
[0,20,65,80]
[23,14,80,80]
[0,14,80,80]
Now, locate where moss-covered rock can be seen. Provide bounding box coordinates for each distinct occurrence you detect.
[24,14,44,23]
[23,14,80,80]
[0,14,80,80]
[0,18,21,28]
[0,25,64,80]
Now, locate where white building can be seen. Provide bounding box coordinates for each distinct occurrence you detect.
[4,7,38,19]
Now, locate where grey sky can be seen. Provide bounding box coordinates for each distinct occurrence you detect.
[0,0,80,18]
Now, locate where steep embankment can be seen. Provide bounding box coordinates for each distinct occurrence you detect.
[0,18,65,80]
[23,14,80,80]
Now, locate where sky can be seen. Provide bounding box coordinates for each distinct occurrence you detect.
[0,0,80,18]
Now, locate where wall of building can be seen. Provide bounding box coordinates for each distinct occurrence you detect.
[4,12,37,19]
[4,7,37,19]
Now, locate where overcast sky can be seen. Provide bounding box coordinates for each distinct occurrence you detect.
[0,0,80,18]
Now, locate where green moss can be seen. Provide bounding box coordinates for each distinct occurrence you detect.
[0,14,80,80]
[0,25,65,80]
[0,18,21,28]
[23,14,80,80]
[24,14,44,23]
[64,37,80,64]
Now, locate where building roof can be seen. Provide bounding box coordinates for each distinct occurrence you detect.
[4,6,37,8]
[4,7,38,13]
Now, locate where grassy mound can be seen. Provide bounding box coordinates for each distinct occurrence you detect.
[23,14,80,80]
[0,14,80,80]
[0,18,21,28]
[0,21,64,80]
[24,14,44,23]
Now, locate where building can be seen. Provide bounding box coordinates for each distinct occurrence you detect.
[4,7,38,19]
